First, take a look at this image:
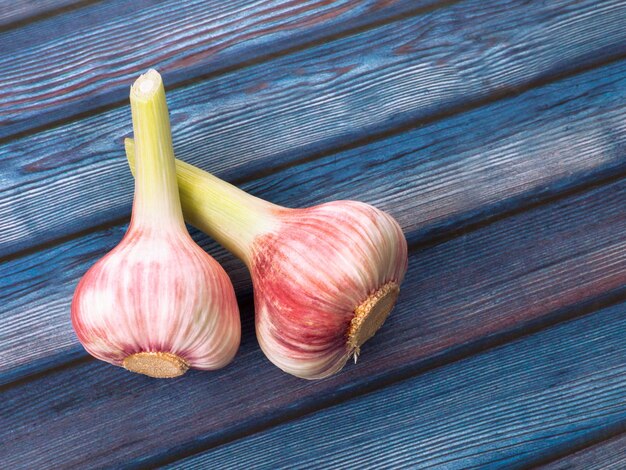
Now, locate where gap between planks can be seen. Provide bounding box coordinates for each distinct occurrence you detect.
[536,431,626,469]
[232,48,626,189]
[0,0,100,32]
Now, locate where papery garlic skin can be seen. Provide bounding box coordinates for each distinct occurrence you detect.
[124,139,408,380]
[71,70,240,378]
[72,227,240,373]
[251,202,407,379]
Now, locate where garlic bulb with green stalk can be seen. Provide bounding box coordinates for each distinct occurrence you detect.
[71,70,241,378]
[125,103,407,381]
[127,139,407,379]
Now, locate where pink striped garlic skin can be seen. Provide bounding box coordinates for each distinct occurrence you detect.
[71,224,240,372]
[71,70,241,378]
[251,201,408,379]
[122,98,408,379]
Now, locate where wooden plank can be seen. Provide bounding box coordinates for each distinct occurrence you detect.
[164,303,626,470]
[0,0,436,138]
[3,57,626,383]
[0,0,86,28]
[538,434,626,470]
[2,173,626,467]
[2,0,626,256]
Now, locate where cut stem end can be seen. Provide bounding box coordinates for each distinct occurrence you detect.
[347,282,400,354]
[123,351,189,378]
[131,69,162,101]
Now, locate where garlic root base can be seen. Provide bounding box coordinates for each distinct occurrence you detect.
[123,351,189,378]
[348,282,400,354]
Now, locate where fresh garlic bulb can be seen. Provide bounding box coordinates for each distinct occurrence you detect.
[126,140,407,380]
[250,202,407,378]
[71,70,240,378]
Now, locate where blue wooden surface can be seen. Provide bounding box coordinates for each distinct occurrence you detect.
[3,0,626,257]
[1,1,626,468]
[4,57,626,385]
[0,0,435,138]
[168,302,626,469]
[3,169,626,468]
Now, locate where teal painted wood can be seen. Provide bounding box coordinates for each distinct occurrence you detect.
[2,57,626,384]
[0,0,436,138]
[539,434,626,470]
[166,302,626,470]
[3,0,626,257]
[2,176,626,467]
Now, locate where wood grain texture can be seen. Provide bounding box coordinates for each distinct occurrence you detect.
[3,57,626,384]
[0,0,87,28]
[166,304,626,470]
[0,0,436,137]
[2,0,626,257]
[539,434,626,470]
[3,174,626,467]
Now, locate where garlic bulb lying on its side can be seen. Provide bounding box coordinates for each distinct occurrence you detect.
[71,70,240,378]
[126,140,407,380]
[249,201,407,379]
